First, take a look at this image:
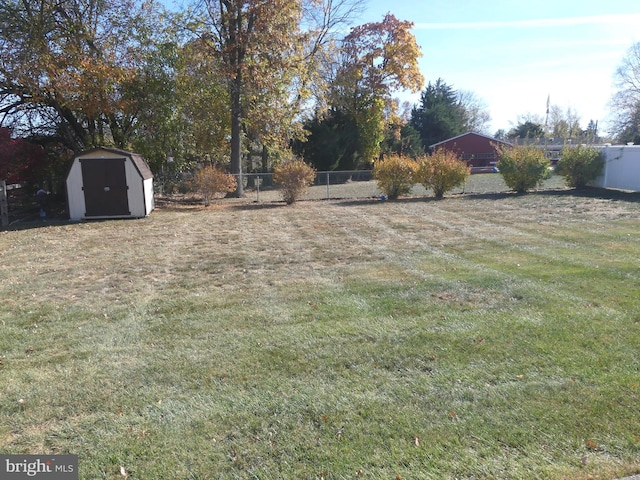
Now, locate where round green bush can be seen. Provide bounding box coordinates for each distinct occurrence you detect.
[497,145,550,193]
[416,149,470,199]
[555,145,604,189]
[372,155,418,200]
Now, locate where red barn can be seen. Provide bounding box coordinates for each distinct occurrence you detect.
[430,132,512,170]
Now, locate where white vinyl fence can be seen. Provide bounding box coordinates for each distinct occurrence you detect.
[592,145,640,192]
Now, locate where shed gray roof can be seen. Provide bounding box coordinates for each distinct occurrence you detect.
[76,147,153,180]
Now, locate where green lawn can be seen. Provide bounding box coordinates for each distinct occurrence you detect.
[1,188,639,479]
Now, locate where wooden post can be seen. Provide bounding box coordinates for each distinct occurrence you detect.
[0,180,8,227]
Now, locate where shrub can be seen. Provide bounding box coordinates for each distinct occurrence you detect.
[273,159,316,204]
[416,149,470,199]
[372,155,419,200]
[193,166,237,206]
[555,145,604,189]
[496,145,550,193]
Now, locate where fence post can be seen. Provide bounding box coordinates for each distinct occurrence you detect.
[0,180,8,227]
[326,172,330,199]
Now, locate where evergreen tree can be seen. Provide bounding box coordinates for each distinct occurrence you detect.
[509,121,545,140]
[410,79,466,151]
[295,109,359,171]
[381,122,423,158]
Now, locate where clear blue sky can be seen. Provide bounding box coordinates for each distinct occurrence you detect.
[359,0,640,134]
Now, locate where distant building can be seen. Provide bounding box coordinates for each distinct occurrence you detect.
[429,132,512,169]
[510,137,581,166]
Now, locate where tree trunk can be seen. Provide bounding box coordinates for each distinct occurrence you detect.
[261,144,269,171]
[230,73,244,197]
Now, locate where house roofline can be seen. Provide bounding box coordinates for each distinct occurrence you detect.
[429,131,513,149]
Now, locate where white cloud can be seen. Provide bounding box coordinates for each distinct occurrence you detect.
[413,14,640,30]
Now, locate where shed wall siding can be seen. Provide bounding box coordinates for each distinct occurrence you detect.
[124,158,146,217]
[592,145,640,192]
[66,159,86,221]
[143,178,154,215]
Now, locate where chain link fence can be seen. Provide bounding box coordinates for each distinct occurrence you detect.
[236,170,566,203]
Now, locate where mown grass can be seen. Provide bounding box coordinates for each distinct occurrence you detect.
[1,187,640,479]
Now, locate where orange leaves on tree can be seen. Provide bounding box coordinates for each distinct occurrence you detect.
[343,14,424,96]
[0,0,171,149]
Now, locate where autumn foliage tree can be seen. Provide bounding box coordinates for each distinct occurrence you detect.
[339,14,424,100]
[0,0,176,153]
[320,14,424,167]
[194,0,360,196]
[0,128,47,183]
[298,14,423,171]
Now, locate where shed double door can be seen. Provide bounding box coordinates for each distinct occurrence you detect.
[80,158,130,217]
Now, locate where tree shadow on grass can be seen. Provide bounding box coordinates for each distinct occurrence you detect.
[331,187,640,207]
[228,201,285,211]
[333,192,512,207]
[8,187,637,232]
[532,187,640,203]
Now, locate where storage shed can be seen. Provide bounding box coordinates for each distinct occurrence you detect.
[66,147,154,221]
